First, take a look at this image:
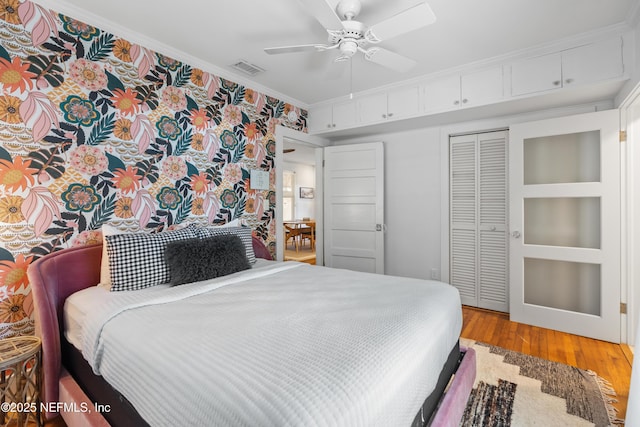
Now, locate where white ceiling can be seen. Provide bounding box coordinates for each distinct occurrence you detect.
[39,0,638,106]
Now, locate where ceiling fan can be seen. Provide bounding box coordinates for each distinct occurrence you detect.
[264,0,436,72]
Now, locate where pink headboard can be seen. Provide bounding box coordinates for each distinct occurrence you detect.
[27,236,272,417]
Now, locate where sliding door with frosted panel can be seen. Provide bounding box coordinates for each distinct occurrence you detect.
[509,110,620,343]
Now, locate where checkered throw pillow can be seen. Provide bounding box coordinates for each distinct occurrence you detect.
[195,226,256,264]
[106,225,198,291]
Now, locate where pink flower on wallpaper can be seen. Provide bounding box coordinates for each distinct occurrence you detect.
[223,104,242,126]
[0,254,33,293]
[190,173,209,195]
[71,229,103,247]
[69,145,108,176]
[190,108,209,131]
[69,58,107,91]
[162,85,187,111]
[224,163,243,184]
[162,156,187,180]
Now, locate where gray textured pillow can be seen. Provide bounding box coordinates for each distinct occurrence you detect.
[164,235,251,286]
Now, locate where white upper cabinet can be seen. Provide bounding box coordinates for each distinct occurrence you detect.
[562,37,624,87]
[422,66,503,113]
[307,34,628,134]
[387,85,421,119]
[510,36,624,97]
[332,100,358,129]
[357,85,420,125]
[308,100,356,133]
[422,75,461,113]
[510,53,562,96]
[461,67,504,107]
[308,104,333,133]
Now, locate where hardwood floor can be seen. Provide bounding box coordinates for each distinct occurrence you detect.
[461,305,633,422]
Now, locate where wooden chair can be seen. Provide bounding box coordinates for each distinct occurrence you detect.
[299,222,315,250]
[284,224,301,252]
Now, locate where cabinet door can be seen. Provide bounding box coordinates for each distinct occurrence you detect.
[510,52,562,96]
[387,85,420,119]
[462,67,504,107]
[562,37,623,87]
[308,105,333,133]
[332,100,357,129]
[357,93,388,125]
[422,75,460,113]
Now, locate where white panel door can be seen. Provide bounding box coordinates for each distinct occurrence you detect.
[509,109,620,343]
[324,142,384,274]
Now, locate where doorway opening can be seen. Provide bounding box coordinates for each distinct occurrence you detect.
[274,126,328,264]
[282,141,317,264]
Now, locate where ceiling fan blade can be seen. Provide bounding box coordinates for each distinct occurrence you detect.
[366,2,436,42]
[264,44,329,55]
[296,0,344,30]
[364,47,416,73]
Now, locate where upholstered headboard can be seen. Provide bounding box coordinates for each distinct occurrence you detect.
[27,236,272,417]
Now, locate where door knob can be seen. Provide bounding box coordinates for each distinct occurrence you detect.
[511,231,521,238]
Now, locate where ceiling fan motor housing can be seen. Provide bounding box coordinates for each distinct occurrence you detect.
[336,0,362,20]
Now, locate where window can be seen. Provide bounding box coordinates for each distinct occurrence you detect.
[283,170,295,221]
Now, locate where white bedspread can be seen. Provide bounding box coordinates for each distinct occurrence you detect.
[69,262,462,427]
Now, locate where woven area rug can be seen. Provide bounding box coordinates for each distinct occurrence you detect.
[461,339,622,426]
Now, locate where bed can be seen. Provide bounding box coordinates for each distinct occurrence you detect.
[28,232,476,427]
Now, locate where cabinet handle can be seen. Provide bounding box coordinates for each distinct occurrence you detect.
[332,124,336,127]
[462,99,468,104]
[326,124,331,128]
[565,78,574,84]
[453,100,460,105]
[553,80,561,86]
[382,114,387,119]
[388,112,394,117]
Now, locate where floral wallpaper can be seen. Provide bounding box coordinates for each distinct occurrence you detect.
[0,0,307,338]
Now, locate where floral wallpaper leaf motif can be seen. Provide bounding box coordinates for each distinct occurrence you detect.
[17,1,58,47]
[88,193,115,230]
[85,32,115,62]
[105,152,125,172]
[86,111,115,145]
[131,114,154,154]
[0,248,13,262]
[26,54,64,88]
[27,146,66,180]
[132,189,155,228]
[21,186,60,238]
[19,92,59,142]
[173,64,192,88]
[130,44,154,80]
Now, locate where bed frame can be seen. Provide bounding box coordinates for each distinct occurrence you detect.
[28,238,475,427]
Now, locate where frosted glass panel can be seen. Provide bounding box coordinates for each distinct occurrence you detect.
[524,197,600,248]
[524,258,600,315]
[524,130,600,184]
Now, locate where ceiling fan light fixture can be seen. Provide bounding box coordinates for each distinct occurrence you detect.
[339,39,358,57]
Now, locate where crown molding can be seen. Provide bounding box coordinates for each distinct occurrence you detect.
[31,0,309,109]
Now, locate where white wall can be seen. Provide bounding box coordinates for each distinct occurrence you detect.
[333,128,442,279]
[283,161,316,220]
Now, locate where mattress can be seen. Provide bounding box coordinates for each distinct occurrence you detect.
[63,258,276,350]
[64,261,462,427]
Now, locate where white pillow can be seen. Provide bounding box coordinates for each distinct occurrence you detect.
[99,224,139,289]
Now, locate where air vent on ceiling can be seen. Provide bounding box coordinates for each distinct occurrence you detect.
[230,60,265,76]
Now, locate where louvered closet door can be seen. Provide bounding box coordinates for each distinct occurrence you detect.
[450,131,508,312]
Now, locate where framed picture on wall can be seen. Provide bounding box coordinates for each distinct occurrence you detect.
[300,187,315,199]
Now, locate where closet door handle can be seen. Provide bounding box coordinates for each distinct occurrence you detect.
[511,231,521,238]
